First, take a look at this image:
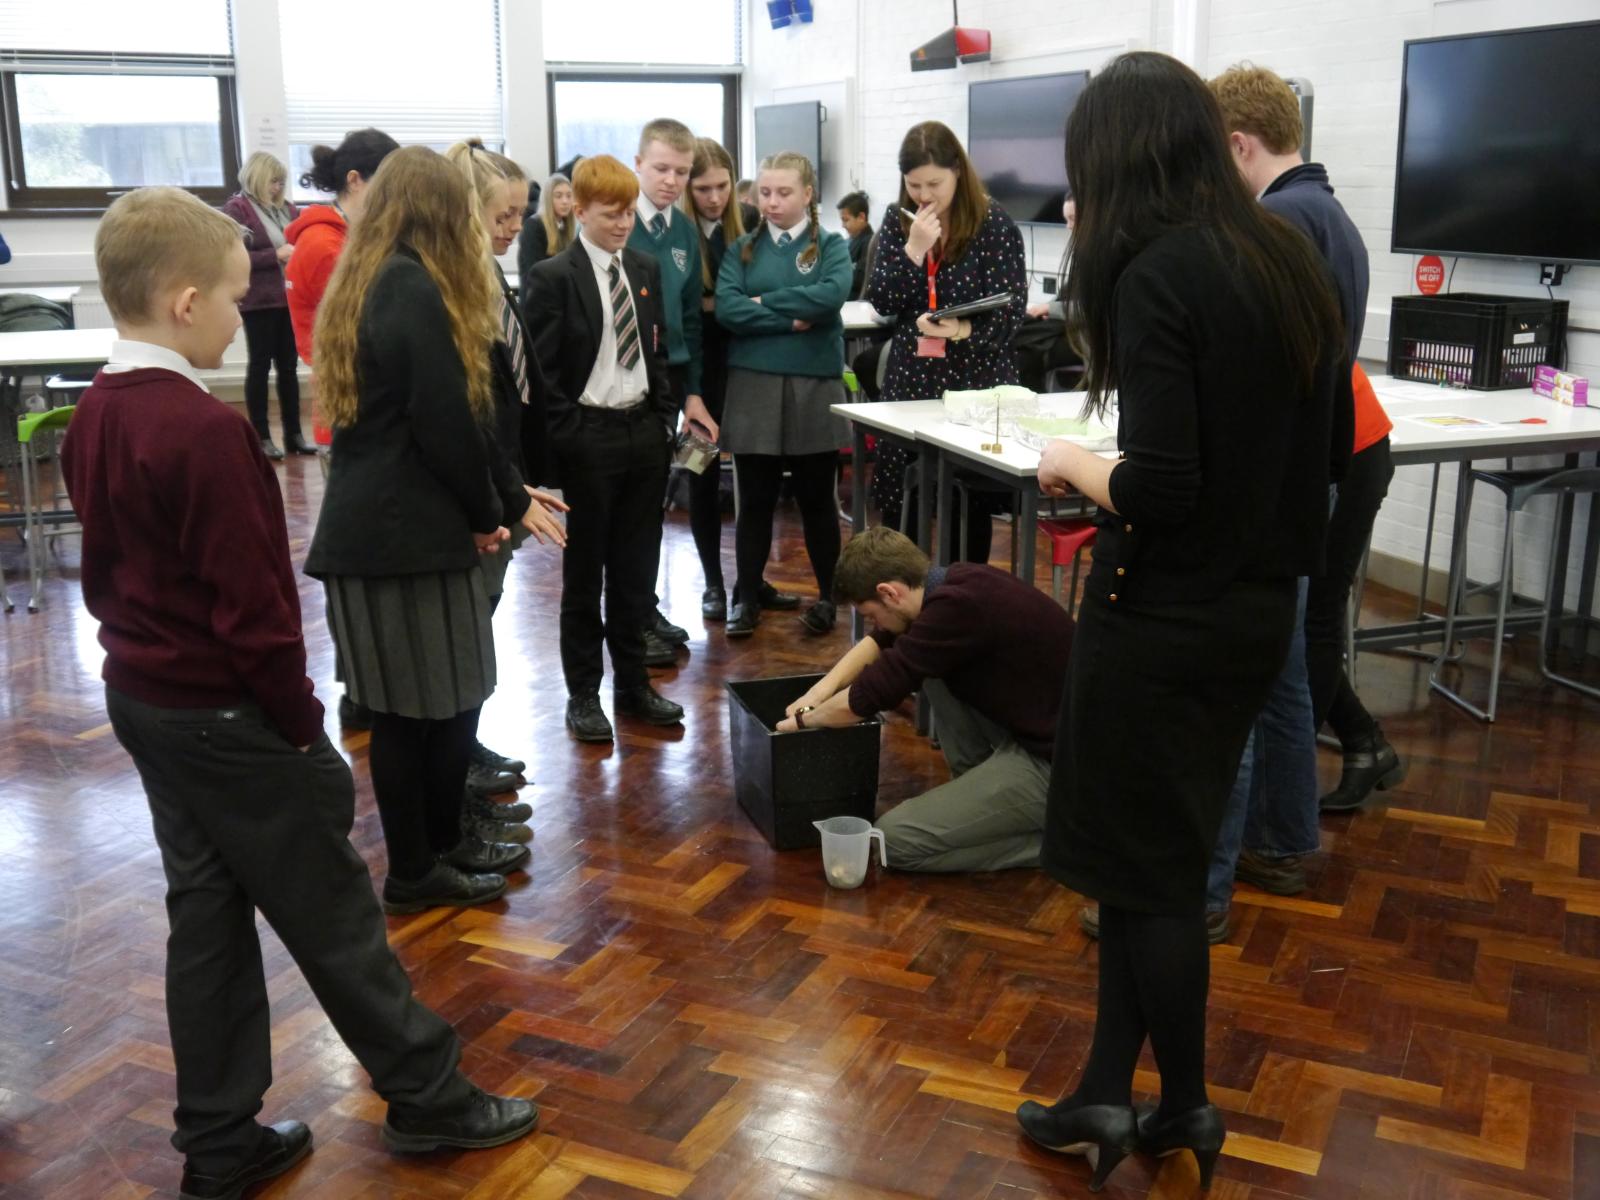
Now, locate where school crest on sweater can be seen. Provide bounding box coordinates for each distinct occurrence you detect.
[796,254,815,276]
[672,247,688,272]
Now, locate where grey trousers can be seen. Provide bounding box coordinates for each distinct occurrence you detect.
[875,679,1050,872]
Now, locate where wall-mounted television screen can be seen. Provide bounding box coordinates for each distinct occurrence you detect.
[968,71,1088,225]
[754,100,823,186]
[1392,20,1600,266]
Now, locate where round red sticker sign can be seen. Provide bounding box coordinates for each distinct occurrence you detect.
[1416,255,1444,295]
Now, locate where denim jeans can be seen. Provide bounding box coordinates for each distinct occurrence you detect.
[1206,577,1319,914]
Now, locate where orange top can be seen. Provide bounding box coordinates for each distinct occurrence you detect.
[1352,361,1392,454]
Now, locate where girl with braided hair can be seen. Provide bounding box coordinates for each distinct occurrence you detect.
[714,151,853,638]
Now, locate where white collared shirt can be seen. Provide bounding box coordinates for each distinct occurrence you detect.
[767,215,809,245]
[698,215,719,238]
[636,193,672,232]
[577,233,649,409]
[102,339,212,394]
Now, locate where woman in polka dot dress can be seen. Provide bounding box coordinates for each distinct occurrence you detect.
[867,120,1027,563]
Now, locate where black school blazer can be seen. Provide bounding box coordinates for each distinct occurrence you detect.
[520,239,678,439]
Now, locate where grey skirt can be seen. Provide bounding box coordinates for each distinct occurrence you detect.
[324,569,496,720]
[720,369,848,457]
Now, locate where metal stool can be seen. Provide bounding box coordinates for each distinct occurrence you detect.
[1430,465,1600,721]
[14,405,79,611]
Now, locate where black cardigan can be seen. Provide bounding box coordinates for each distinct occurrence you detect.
[305,250,501,579]
[1091,226,1353,605]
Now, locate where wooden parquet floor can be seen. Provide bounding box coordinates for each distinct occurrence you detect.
[4,449,1600,1199]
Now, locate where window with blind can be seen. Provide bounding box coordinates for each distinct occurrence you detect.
[277,0,503,203]
[0,0,238,213]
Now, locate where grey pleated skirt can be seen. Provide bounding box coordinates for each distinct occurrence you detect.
[324,569,496,719]
[720,369,848,457]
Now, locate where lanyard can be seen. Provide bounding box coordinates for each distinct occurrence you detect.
[926,247,942,310]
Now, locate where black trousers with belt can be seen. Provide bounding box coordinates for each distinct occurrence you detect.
[105,688,472,1174]
[554,404,671,695]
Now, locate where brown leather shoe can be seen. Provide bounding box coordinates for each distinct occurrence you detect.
[1234,848,1307,896]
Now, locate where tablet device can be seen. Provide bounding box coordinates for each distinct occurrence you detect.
[928,292,1016,322]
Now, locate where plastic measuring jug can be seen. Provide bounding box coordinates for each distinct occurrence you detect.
[813,816,887,889]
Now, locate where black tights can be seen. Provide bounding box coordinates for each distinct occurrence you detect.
[687,459,726,589]
[367,707,479,881]
[1062,903,1210,1117]
[734,452,840,602]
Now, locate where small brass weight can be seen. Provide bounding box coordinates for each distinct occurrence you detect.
[980,405,1003,454]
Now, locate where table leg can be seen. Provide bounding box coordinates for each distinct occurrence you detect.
[1546,453,1579,663]
[933,447,953,569]
[850,421,867,642]
[1567,452,1600,663]
[1017,487,1038,586]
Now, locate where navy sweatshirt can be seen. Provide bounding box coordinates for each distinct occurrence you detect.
[1261,163,1369,363]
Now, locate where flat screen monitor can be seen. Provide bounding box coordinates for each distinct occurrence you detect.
[1392,20,1600,266]
[754,101,823,185]
[968,71,1088,225]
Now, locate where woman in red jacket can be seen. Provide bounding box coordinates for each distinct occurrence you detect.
[284,127,399,364]
[223,152,305,459]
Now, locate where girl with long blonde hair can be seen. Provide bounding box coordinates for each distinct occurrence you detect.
[517,173,575,279]
[714,151,853,638]
[306,145,527,913]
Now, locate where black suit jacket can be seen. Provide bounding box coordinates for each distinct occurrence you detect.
[521,239,678,445]
[485,263,551,505]
[305,249,500,578]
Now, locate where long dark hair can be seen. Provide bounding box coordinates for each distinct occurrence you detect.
[1064,52,1341,414]
[300,127,400,197]
[895,121,989,263]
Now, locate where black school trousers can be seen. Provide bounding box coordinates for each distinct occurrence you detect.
[105,688,472,1174]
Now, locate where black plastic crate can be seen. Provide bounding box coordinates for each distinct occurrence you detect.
[1387,293,1567,390]
[726,674,882,850]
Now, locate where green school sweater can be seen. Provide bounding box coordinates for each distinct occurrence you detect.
[626,208,702,394]
[715,226,853,378]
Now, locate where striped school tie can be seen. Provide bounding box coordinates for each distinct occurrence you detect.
[497,290,530,406]
[777,231,793,247]
[608,257,641,370]
[649,212,666,238]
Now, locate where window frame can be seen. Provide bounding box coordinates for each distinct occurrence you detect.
[544,68,742,178]
[0,53,242,217]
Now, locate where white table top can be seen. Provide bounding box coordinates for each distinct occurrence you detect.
[832,398,947,439]
[0,285,82,304]
[1370,374,1600,463]
[0,326,117,369]
[841,300,891,334]
[914,418,1044,478]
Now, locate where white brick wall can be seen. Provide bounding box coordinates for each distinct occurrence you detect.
[746,0,1599,614]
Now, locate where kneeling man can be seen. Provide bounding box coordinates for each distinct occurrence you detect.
[777,527,1073,871]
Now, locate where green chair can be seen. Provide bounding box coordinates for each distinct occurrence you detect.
[15,405,78,611]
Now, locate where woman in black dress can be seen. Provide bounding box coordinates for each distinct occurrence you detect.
[867,121,1026,564]
[1013,54,1350,1192]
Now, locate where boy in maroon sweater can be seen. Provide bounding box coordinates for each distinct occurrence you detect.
[61,187,534,1200]
[777,527,1073,871]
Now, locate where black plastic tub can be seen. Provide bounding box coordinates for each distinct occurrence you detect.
[725,673,883,850]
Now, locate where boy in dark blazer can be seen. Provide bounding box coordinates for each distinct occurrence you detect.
[522,155,684,743]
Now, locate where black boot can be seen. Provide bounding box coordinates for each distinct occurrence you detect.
[1319,727,1405,813]
[646,607,689,645]
[383,1089,538,1153]
[1015,1101,1137,1193]
[179,1121,311,1200]
[1136,1103,1227,1190]
[566,693,613,742]
[614,683,684,725]
[641,627,681,666]
[444,835,530,875]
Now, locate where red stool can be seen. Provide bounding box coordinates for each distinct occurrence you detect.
[1037,517,1097,615]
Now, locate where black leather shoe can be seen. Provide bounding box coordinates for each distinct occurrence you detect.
[1136,1103,1227,1190]
[566,693,613,743]
[461,808,532,845]
[614,684,684,725]
[382,1089,539,1153]
[337,694,373,731]
[465,790,532,825]
[259,437,285,462]
[465,763,521,796]
[381,862,507,915]
[444,835,530,875]
[1015,1101,1137,1193]
[647,607,690,645]
[758,581,802,610]
[799,599,837,634]
[1234,848,1306,895]
[726,601,760,638]
[283,433,318,456]
[701,584,728,622]
[641,628,681,667]
[179,1121,312,1200]
[1319,728,1405,812]
[469,739,526,778]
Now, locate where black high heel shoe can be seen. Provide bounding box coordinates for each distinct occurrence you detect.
[1015,1101,1137,1193]
[1136,1103,1226,1190]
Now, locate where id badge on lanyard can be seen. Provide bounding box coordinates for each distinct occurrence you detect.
[916,249,945,358]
